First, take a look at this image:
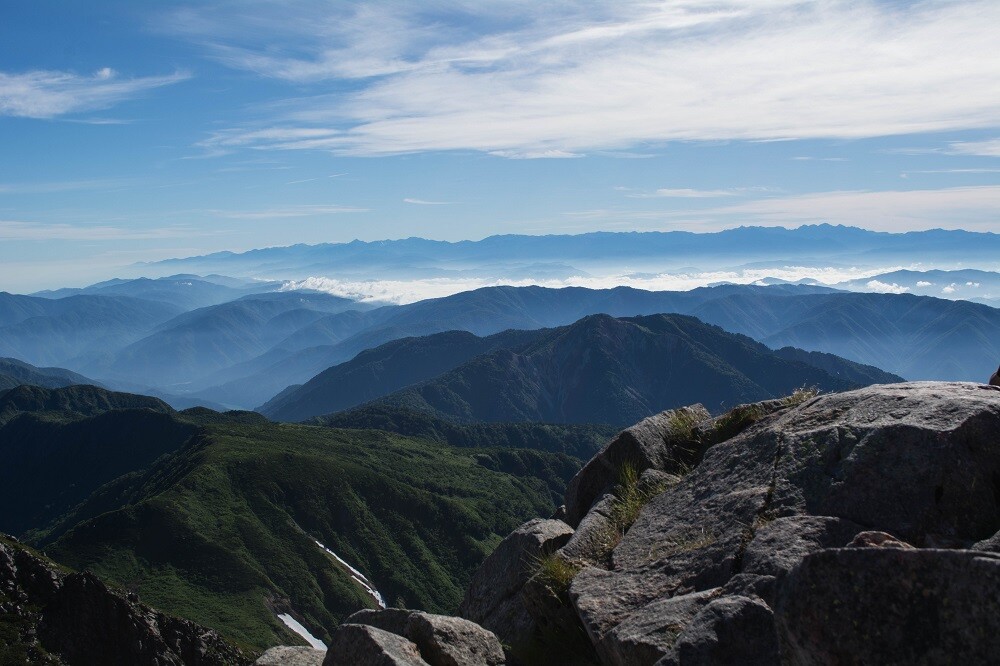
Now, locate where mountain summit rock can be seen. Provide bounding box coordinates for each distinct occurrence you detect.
[318,381,1000,665]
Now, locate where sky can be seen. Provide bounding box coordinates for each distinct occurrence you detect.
[2,0,1000,291]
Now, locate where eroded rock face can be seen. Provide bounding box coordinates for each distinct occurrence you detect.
[256,646,326,666]
[405,612,505,666]
[0,537,249,666]
[330,609,504,666]
[775,548,1000,664]
[406,382,1000,665]
[567,382,1000,665]
[564,405,711,527]
[659,595,779,666]
[457,518,573,649]
[323,624,429,666]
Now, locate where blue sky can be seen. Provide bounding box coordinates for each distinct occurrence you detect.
[2,0,1000,291]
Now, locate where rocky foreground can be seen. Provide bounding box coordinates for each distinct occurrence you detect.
[312,381,1000,665]
[0,535,250,665]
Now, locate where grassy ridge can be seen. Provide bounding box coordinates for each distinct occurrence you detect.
[314,404,614,459]
[40,421,569,651]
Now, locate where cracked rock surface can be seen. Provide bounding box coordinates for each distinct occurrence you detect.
[566,382,1000,664]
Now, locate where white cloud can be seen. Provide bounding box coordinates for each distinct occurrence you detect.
[0,219,202,241]
[214,205,369,219]
[279,264,899,305]
[916,280,933,287]
[865,279,909,294]
[403,198,456,205]
[948,138,1000,157]
[942,284,957,294]
[0,68,189,118]
[166,1,1000,156]
[638,188,740,199]
[0,179,133,194]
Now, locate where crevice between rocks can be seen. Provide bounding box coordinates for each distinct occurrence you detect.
[732,440,784,576]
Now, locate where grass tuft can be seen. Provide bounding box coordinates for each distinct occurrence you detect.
[782,386,819,407]
[532,552,583,601]
[608,461,673,538]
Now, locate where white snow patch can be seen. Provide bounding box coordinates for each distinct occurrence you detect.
[315,540,386,609]
[277,613,326,650]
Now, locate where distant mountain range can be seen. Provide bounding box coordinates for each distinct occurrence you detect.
[147,225,1000,282]
[235,284,996,408]
[32,274,284,310]
[349,314,901,426]
[263,314,902,424]
[0,357,99,392]
[91,291,370,387]
[3,281,997,410]
[0,292,181,368]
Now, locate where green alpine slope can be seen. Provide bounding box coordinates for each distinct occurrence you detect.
[36,420,570,651]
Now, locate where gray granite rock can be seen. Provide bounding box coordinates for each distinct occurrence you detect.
[344,608,414,637]
[564,405,710,527]
[775,548,1000,665]
[742,515,863,578]
[323,624,429,666]
[598,588,721,666]
[659,595,778,666]
[256,646,326,665]
[559,493,617,565]
[405,612,505,666]
[458,518,572,650]
[337,608,505,666]
[570,383,1000,663]
[847,531,914,549]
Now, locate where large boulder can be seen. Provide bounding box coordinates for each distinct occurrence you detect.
[405,612,505,666]
[567,382,1000,665]
[563,405,710,527]
[597,588,720,666]
[775,548,1000,664]
[323,624,429,666]
[256,647,326,665]
[332,609,504,666]
[657,595,778,666]
[741,515,862,578]
[458,518,573,649]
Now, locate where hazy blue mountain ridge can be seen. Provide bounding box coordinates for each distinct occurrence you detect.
[356,313,888,426]
[150,226,1000,279]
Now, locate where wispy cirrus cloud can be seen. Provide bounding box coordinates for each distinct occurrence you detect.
[213,204,369,219]
[630,188,742,199]
[403,198,457,206]
[0,179,134,194]
[164,1,1000,157]
[0,219,202,241]
[947,138,1000,157]
[0,68,189,119]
